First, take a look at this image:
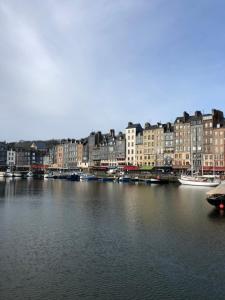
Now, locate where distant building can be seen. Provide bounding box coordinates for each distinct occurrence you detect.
[14,141,45,169]
[7,149,16,167]
[90,130,126,167]
[0,142,7,169]
[125,122,143,165]
[88,132,102,166]
[190,111,203,172]
[212,122,225,172]
[135,131,144,167]
[203,109,224,171]
[55,144,64,169]
[81,139,89,168]
[174,112,191,170]
[62,139,77,169]
[163,123,174,167]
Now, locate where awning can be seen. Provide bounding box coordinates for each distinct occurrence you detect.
[123,165,139,171]
[203,166,225,172]
[140,166,154,170]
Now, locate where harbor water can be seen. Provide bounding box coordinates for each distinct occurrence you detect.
[0,178,225,299]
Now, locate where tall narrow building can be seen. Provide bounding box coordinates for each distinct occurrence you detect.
[125,122,142,166]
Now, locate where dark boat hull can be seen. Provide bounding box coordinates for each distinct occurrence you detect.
[98,177,114,182]
[207,195,225,208]
[68,174,80,181]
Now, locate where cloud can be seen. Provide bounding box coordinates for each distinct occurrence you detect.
[0,1,72,117]
[0,0,224,140]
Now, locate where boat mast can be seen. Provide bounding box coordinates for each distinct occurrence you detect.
[190,126,193,176]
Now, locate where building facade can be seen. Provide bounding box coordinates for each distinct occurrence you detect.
[0,142,7,169]
[174,112,191,169]
[7,149,16,167]
[164,123,174,167]
[125,122,143,166]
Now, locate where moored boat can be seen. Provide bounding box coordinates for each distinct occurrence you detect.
[4,169,13,177]
[26,171,33,178]
[67,173,80,181]
[146,177,162,184]
[80,174,97,181]
[118,175,131,183]
[206,184,225,209]
[13,172,22,177]
[179,175,220,187]
[98,177,114,182]
[44,172,54,179]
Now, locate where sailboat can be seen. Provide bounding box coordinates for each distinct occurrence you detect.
[179,128,221,187]
[179,174,220,187]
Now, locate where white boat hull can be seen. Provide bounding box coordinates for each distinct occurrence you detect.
[178,179,220,187]
[13,173,22,177]
[5,173,13,177]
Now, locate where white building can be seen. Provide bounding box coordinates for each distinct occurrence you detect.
[7,149,16,166]
[125,122,143,166]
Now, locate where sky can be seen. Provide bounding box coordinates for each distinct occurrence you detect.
[1,0,225,141]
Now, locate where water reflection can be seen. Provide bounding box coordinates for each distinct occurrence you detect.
[208,208,225,221]
[1,180,225,300]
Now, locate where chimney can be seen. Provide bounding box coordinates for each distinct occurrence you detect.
[110,129,115,137]
[195,111,202,117]
[145,122,150,129]
[183,111,189,121]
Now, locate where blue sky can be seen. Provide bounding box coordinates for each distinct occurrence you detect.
[0,0,225,140]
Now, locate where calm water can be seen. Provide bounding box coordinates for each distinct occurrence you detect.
[0,178,225,300]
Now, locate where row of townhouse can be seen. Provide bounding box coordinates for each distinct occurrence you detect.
[126,109,225,172]
[0,141,56,171]
[1,108,225,172]
[49,139,89,169]
[50,130,126,169]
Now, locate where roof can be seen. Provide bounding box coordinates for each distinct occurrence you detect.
[144,124,163,131]
[126,122,142,130]
[15,141,32,150]
[33,141,47,150]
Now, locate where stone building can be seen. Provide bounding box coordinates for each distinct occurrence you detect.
[88,132,102,166]
[164,123,174,167]
[203,109,224,170]
[190,111,203,172]
[62,139,77,169]
[154,123,165,167]
[7,149,16,167]
[136,131,144,167]
[14,142,45,169]
[91,130,126,167]
[55,144,64,169]
[212,123,225,171]
[174,112,191,169]
[0,142,7,169]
